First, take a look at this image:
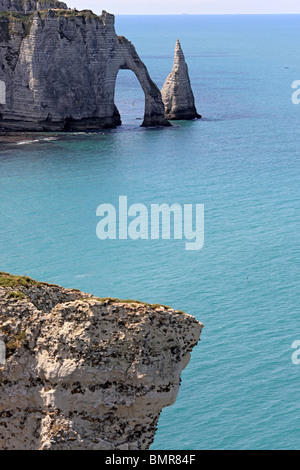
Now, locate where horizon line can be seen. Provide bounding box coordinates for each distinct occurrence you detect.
[113,13,300,16]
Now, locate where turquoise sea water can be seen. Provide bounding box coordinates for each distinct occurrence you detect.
[1,15,300,449]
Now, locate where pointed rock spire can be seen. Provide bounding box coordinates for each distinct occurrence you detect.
[161,40,201,120]
[174,38,186,66]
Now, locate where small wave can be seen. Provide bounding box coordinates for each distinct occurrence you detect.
[16,136,58,145]
[16,139,40,145]
[41,137,58,142]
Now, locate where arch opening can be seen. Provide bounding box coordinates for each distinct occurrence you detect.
[114,69,145,126]
[111,39,170,128]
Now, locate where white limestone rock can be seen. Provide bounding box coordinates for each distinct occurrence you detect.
[0,273,203,450]
[0,8,170,130]
[161,40,201,120]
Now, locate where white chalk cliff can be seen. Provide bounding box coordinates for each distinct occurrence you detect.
[0,2,170,130]
[161,40,201,120]
[0,0,68,12]
[0,273,203,450]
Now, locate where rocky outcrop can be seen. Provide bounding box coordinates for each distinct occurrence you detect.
[0,273,203,450]
[0,0,68,12]
[161,40,201,120]
[0,7,170,130]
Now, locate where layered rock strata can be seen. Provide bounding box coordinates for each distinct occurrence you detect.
[0,273,203,450]
[0,1,68,12]
[161,40,201,120]
[0,6,170,130]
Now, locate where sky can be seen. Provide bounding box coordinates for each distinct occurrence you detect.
[70,0,300,15]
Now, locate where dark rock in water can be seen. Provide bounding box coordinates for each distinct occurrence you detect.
[161,39,201,120]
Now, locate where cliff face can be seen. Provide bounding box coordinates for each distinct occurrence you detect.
[161,40,201,120]
[0,8,170,130]
[0,1,68,12]
[0,273,203,450]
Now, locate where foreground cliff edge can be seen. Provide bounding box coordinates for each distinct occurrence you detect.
[0,272,203,450]
[0,0,170,130]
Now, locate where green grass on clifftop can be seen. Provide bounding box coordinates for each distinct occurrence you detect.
[0,272,59,289]
[39,9,99,20]
[0,272,39,288]
[95,297,174,311]
[0,11,33,37]
[0,272,183,312]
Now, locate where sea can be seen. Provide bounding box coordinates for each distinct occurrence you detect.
[0,15,300,450]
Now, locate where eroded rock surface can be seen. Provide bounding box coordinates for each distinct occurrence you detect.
[0,6,169,130]
[0,273,203,450]
[0,0,68,13]
[161,40,201,120]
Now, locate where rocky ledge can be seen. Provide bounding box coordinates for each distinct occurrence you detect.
[0,272,203,450]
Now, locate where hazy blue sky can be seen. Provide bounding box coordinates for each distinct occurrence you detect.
[71,0,300,15]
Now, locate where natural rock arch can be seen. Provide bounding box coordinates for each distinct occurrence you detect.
[0,10,170,131]
[113,38,170,127]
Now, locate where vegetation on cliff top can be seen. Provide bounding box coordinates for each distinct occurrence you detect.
[2,0,68,10]
[39,9,99,21]
[0,11,33,37]
[95,297,173,310]
[0,272,38,288]
[0,272,183,312]
[0,8,101,39]
[0,272,59,289]
[38,0,68,8]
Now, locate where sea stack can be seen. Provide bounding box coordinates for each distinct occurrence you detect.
[0,273,203,450]
[161,40,201,120]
